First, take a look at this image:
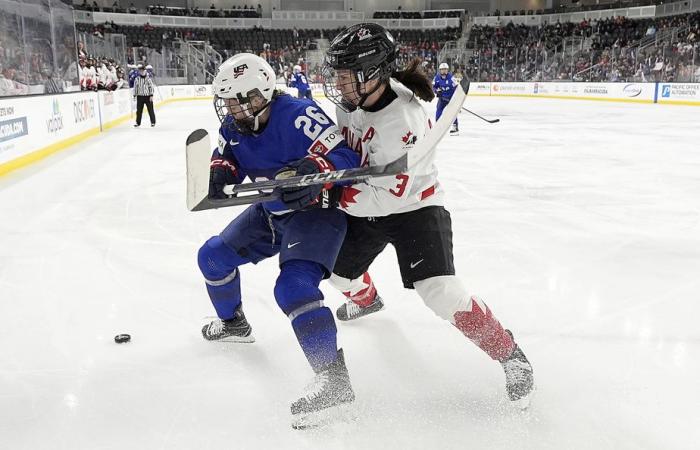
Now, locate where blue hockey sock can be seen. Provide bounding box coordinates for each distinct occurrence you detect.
[275,260,338,372]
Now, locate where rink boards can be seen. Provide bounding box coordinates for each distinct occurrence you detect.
[0,81,698,178]
[468,81,700,106]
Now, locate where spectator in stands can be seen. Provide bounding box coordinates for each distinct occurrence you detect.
[77,41,87,60]
[129,3,137,13]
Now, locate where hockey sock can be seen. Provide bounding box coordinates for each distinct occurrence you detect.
[415,276,515,361]
[453,296,515,362]
[276,260,339,372]
[198,236,249,320]
[329,272,377,307]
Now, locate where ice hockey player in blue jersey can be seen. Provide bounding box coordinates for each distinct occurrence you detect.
[128,64,141,88]
[289,64,313,101]
[198,53,359,427]
[433,62,459,135]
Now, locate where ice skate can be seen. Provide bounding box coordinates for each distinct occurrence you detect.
[336,294,385,321]
[201,306,254,343]
[449,123,459,135]
[291,349,356,429]
[501,330,534,409]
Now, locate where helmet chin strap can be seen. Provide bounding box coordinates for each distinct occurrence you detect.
[355,77,385,111]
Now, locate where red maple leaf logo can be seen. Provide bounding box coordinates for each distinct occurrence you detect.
[401,130,413,144]
[339,186,362,209]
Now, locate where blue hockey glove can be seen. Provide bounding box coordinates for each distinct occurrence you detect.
[276,154,336,210]
[208,156,240,199]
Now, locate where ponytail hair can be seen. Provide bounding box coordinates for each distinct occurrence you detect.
[391,58,435,102]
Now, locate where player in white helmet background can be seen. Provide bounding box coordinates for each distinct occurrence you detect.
[197,53,361,427]
[433,62,459,135]
[322,23,535,407]
[288,63,313,101]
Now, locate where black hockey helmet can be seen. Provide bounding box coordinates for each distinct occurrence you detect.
[323,23,398,112]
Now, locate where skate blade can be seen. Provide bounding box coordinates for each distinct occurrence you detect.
[218,334,255,343]
[291,402,356,430]
[340,303,386,322]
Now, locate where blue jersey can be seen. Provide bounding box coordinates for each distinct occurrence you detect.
[128,69,139,88]
[433,73,458,102]
[214,93,359,213]
[289,72,310,94]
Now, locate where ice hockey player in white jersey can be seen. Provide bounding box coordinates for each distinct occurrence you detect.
[322,23,535,407]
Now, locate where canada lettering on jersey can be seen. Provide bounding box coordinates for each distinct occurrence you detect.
[341,125,375,162]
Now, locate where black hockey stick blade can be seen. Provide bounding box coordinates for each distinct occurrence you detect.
[190,190,280,212]
[461,107,500,123]
[225,153,408,195]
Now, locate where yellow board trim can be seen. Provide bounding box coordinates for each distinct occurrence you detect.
[656,100,700,106]
[102,113,133,131]
[0,97,216,178]
[0,126,101,177]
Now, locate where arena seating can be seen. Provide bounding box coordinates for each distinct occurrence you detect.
[463,12,700,83]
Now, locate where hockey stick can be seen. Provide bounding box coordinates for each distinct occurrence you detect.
[185,130,406,211]
[186,79,470,211]
[461,107,500,124]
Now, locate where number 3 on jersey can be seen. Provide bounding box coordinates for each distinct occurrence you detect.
[390,174,409,197]
[294,106,330,140]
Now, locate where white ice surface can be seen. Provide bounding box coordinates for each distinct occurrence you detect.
[1,96,698,450]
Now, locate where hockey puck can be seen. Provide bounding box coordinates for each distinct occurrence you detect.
[114,334,131,344]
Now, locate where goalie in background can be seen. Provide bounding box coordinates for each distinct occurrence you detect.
[197,53,361,427]
[322,23,535,408]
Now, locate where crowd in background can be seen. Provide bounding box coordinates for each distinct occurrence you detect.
[74,1,262,18]
[463,12,700,82]
[0,9,78,96]
[4,2,700,97]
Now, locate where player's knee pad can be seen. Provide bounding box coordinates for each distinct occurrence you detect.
[414,275,470,323]
[274,260,325,319]
[197,236,248,283]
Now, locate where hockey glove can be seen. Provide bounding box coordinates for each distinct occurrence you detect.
[275,154,336,210]
[208,156,240,199]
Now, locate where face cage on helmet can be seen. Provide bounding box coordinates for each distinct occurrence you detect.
[213,89,270,135]
[321,64,358,113]
[322,63,393,113]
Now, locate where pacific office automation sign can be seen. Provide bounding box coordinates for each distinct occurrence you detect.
[659,83,700,102]
[0,106,28,144]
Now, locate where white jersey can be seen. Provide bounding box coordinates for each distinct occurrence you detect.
[336,78,444,217]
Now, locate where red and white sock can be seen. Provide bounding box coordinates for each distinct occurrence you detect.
[453,296,515,362]
[329,272,377,307]
[414,276,515,362]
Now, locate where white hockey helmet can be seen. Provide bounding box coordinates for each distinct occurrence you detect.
[146,64,153,69]
[213,53,276,102]
[213,53,276,133]
[439,62,449,70]
[293,64,302,74]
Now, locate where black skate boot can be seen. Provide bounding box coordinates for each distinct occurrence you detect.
[336,295,385,321]
[291,349,356,429]
[501,330,534,408]
[449,123,459,135]
[201,306,254,343]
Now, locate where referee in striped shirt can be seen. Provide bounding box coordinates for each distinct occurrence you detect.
[133,64,156,127]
